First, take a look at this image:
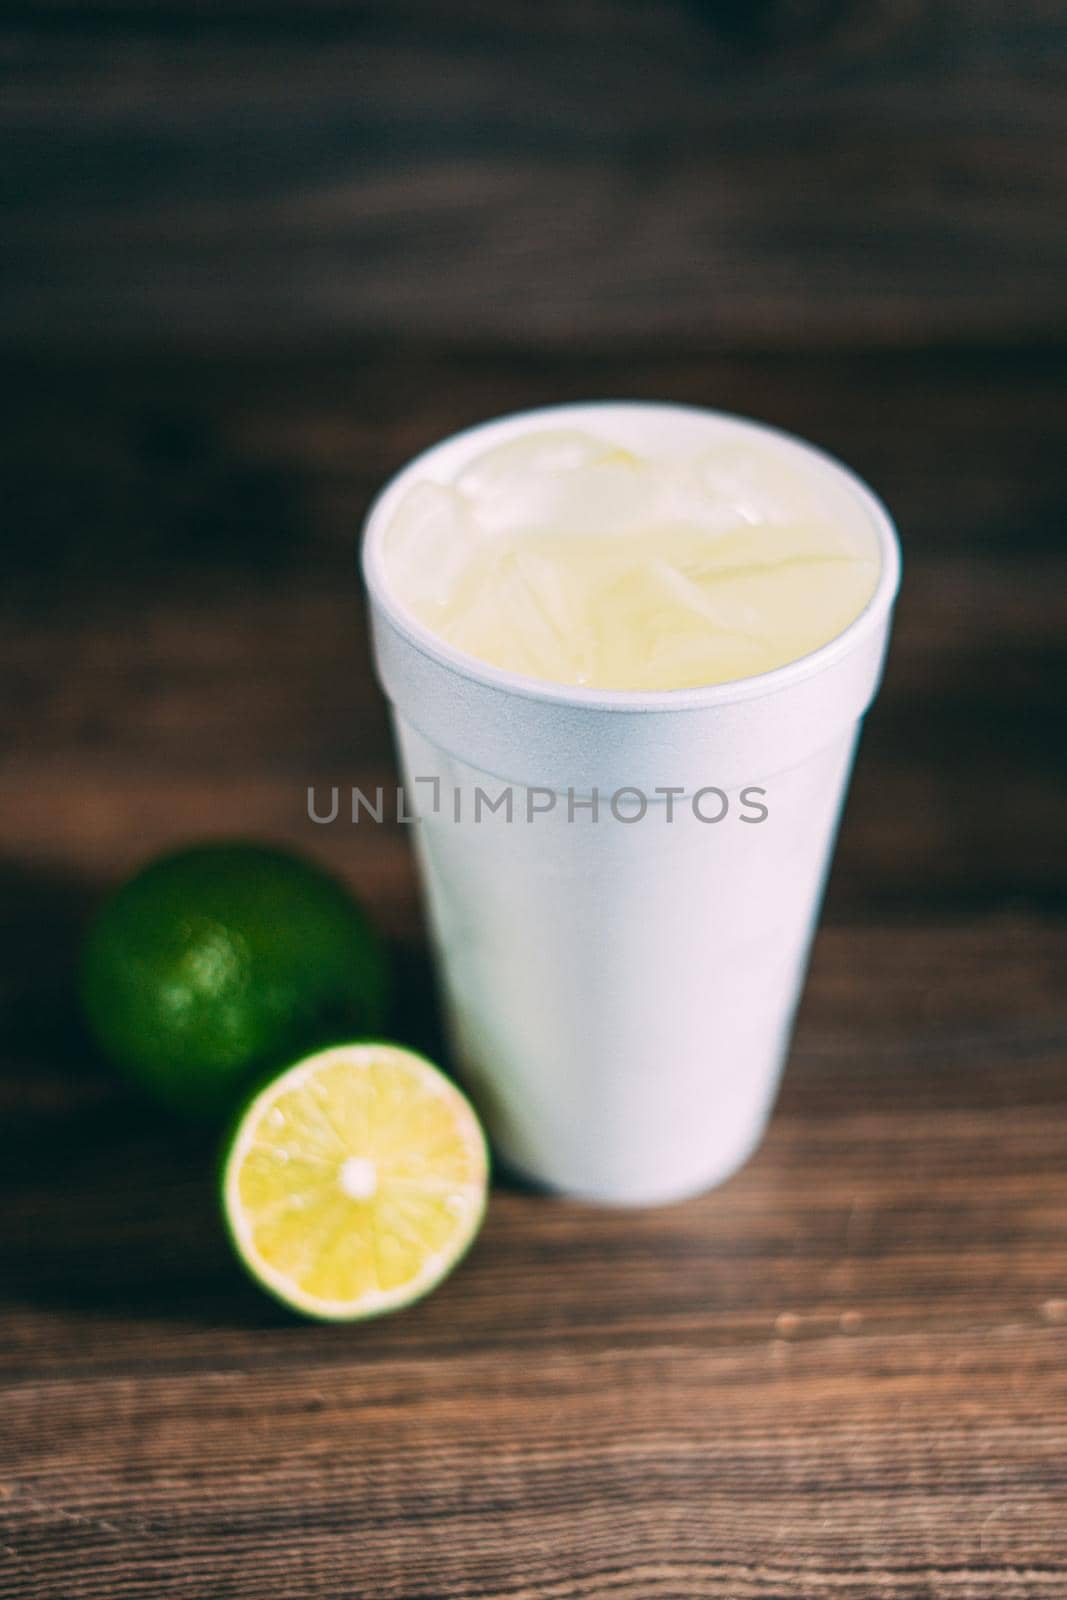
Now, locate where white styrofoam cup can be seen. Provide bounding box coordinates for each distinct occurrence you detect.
[362,403,900,1205]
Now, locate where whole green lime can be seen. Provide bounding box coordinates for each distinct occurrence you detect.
[81,842,388,1116]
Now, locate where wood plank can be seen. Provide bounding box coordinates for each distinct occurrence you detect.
[6,345,1065,573]
[2,918,1066,1597]
[4,1,1066,348]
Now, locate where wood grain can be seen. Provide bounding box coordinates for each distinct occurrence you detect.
[3,922,1067,1598]
[4,0,1067,349]
[2,337,1066,1597]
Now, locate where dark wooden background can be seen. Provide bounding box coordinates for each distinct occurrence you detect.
[3,3,1067,1597]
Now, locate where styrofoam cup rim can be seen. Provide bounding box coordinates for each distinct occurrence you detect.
[361,400,901,714]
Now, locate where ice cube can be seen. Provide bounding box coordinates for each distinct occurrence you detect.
[383,481,483,614]
[442,549,574,683]
[647,559,768,638]
[682,442,824,533]
[457,429,656,538]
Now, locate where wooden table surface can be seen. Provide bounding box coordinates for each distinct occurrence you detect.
[2,342,1065,1599]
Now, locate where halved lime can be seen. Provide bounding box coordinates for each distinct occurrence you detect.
[222,1043,488,1320]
